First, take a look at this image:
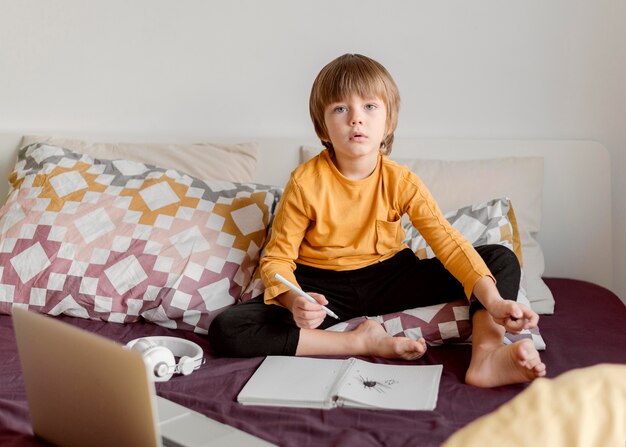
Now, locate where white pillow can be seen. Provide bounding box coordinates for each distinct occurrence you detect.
[21,135,258,183]
[300,146,554,314]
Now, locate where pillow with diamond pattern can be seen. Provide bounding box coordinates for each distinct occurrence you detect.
[0,143,281,333]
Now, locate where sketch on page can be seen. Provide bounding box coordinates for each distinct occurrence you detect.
[356,375,399,393]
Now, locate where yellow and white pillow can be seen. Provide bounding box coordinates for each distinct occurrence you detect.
[0,143,280,333]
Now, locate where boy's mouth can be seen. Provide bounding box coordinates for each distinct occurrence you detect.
[350,132,367,141]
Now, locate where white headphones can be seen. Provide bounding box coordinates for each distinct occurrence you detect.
[126,336,204,382]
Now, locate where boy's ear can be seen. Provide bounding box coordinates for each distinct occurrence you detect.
[380,133,393,155]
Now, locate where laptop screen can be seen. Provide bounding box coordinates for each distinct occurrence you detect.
[13,308,162,447]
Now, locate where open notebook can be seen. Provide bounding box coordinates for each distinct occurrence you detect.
[238,356,443,411]
[12,308,273,447]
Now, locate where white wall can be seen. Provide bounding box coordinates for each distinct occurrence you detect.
[1,0,624,299]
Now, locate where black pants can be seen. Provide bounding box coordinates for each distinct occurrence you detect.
[208,245,520,357]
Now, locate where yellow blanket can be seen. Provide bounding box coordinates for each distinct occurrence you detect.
[444,364,626,447]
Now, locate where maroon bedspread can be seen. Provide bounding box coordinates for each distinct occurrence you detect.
[1,278,625,447]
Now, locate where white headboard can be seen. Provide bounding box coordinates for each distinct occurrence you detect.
[0,134,612,293]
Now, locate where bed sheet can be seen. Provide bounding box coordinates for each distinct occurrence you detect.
[0,278,624,447]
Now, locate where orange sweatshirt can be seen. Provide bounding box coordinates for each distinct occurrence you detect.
[260,150,492,305]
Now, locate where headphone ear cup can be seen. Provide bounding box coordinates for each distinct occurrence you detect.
[178,356,195,376]
[142,346,176,382]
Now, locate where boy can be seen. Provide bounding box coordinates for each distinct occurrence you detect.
[209,54,546,388]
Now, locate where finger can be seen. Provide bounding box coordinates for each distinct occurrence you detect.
[505,322,523,334]
[293,307,326,324]
[523,314,539,329]
[493,317,511,328]
[522,308,539,328]
[492,315,516,331]
[296,303,326,317]
[307,292,328,306]
[509,303,539,329]
[507,302,524,320]
[299,309,327,321]
[418,337,427,351]
[294,297,323,311]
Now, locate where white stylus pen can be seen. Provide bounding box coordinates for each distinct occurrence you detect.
[274,273,340,320]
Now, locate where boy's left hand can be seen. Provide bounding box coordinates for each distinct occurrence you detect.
[488,300,539,334]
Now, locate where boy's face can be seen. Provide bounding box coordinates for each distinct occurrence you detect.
[323,94,387,161]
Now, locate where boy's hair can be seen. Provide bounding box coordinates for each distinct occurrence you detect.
[309,54,400,155]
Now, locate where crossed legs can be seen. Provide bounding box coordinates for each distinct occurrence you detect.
[209,246,546,387]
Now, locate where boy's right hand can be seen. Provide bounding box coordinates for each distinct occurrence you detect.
[279,291,329,329]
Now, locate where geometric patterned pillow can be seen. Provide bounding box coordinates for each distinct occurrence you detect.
[402,196,534,322]
[326,198,546,350]
[0,143,281,334]
[326,294,546,350]
[402,197,523,266]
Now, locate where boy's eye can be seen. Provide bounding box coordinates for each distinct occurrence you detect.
[334,106,348,113]
[365,104,377,110]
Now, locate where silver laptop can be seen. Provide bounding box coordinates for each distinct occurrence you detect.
[12,307,274,447]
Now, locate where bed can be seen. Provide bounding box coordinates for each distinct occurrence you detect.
[0,134,623,446]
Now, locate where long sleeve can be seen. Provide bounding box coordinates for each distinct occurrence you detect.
[400,172,493,299]
[259,177,310,305]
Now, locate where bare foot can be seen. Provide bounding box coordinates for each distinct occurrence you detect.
[353,320,427,360]
[465,338,546,388]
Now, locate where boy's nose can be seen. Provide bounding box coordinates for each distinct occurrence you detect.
[350,113,363,126]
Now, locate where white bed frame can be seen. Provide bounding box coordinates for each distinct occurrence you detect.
[0,134,613,293]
